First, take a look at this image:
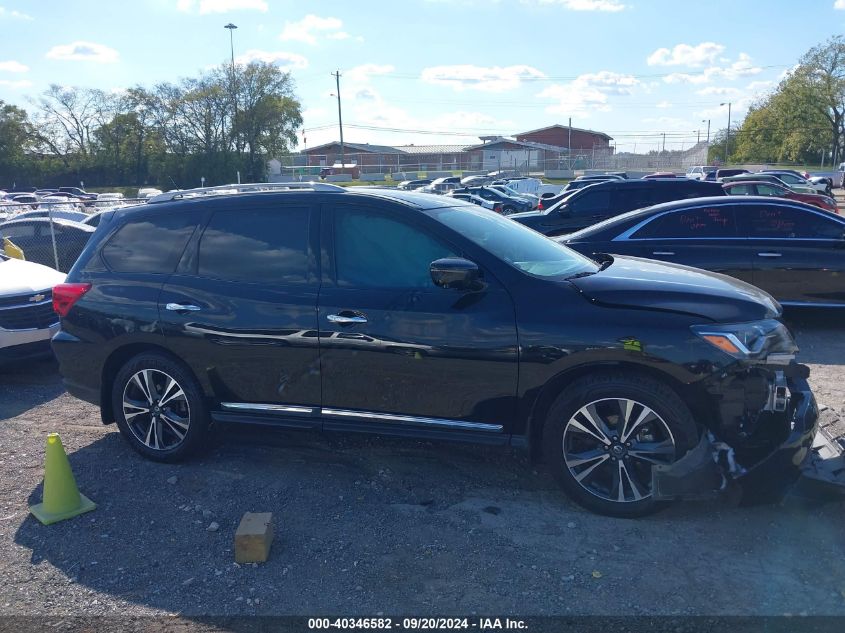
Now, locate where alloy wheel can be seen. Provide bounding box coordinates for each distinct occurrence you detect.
[122,369,191,451]
[562,398,676,503]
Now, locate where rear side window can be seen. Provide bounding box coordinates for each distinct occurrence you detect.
[632,206,736,239]
[773,173,800,184]
[756,184,783,196]
[611,187,650,212]
[727,184,755,196]
[0,223,37,239]
[102,212,200,273]
[198,207,311,284]
[742,205,844,239]
[569,190,612,216]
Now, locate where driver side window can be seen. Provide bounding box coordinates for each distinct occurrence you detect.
[333,207,457,289]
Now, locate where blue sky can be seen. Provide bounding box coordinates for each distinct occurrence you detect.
[1,0,844,153]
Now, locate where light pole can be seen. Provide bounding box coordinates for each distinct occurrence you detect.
[720,102,731,163]
[331,70,345,171]
[224,23,237,75]
[701,119,710,145]
[225,23,238,159]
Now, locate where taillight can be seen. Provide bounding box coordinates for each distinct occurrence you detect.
[494,203,503,213]
[53,283,91,317]
[537,200,544,210]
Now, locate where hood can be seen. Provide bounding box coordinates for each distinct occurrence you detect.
[0,257,66,294]
[568,255,780,323]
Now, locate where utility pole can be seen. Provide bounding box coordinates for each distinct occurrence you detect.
[697,129,700,144]
[661,132,666,153]
[702,119,711,145]
[568,117,572,169]
[720,102,731,163]
[331,70,345,170]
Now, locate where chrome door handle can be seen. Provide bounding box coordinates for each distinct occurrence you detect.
[652,251,675,256]
[166,303,201,312]
[757,252,782,258]
[327,314,367,324]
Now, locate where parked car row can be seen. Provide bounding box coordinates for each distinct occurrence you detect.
[685,166,834,195]
[397,174,544,214]
[722,180,837,213]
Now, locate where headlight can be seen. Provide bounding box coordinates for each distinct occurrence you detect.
[691,319,797,360]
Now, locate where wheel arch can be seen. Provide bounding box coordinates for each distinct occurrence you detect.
[525,361,711,461]
[99,343,200,424]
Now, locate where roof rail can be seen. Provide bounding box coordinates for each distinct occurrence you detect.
[146,181,346,204]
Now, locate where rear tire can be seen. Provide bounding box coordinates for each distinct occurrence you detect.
[112,352,209,462]
[542,372,699,518]
[502,205,515,215]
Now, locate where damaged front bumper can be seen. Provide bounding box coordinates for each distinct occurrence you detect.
[653,364,824,502]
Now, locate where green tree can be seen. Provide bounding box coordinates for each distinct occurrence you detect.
[232,62,302,181]
[729,35,845,165]
[0,101,36,187]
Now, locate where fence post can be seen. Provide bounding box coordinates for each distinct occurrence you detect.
[47,203,60,271]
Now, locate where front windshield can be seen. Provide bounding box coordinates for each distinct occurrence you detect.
[434,205,598,278]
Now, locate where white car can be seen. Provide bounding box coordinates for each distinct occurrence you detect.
[685,166,716,181]
[138,187,163,199]
[0,253,65,362]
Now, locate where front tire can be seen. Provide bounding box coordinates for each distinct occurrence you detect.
[542,372,699,517]
[502,205,515,215]
[112,353,209,462]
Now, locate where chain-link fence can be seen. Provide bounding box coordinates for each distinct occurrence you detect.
[0,198,146,273]
[269,143,713,182]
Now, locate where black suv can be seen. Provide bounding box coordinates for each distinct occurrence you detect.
[511,178,725,236]
[52,184,817,517]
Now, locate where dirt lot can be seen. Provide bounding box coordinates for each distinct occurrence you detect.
[0,307,843,621]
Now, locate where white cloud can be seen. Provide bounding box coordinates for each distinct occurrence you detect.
[279,15,353,45]
[647,42,725,67]
[696,86,741,96]
[176,0,268,13]
[746,79,774,93]
[0,6,32,20]
[533,0,626,11]
[234,49,308,71]
[45,41,119,63]
[655,100,672,108]
[421,64,545,92]
[345,64,394,83]
[538,71,640,115]
[836,0,845,9]
[0,60,28,73]
[0,78,31,89]
[663,53,761,84]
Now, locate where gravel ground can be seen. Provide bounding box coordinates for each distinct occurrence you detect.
[0,309,844,621]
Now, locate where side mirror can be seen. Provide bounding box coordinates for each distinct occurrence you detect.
[430,258,480,290]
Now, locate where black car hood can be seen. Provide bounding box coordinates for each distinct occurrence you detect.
[569,255,780,322]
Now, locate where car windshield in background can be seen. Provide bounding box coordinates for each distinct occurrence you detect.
[434,205,598,278]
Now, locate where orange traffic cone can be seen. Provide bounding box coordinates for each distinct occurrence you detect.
[29,433,96,525]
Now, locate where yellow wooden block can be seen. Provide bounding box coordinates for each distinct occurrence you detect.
[235,512,274,563]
